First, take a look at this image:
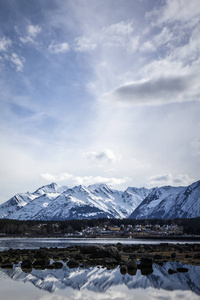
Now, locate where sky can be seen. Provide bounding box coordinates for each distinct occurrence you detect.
[0,0,200,203]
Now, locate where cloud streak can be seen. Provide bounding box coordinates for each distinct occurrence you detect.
[103,75,198,105]
[41,172,130,187]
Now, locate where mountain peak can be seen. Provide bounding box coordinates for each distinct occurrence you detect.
[33,182,59,195]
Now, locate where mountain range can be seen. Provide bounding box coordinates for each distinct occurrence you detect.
[0,180,199,220]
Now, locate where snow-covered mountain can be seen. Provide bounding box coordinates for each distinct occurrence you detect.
[0,180,199,220]
[129,185,185,219]
[129,180,200,219]
[0,183,151,220]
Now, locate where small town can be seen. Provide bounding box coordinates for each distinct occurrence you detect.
[64,223,184,238]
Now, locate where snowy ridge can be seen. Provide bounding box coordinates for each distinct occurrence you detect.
[0,180,199,220]
[0,183,150,220]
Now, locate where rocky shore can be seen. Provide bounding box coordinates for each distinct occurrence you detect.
[0,243,200,275]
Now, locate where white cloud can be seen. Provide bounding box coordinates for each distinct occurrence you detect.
[103,20,134,37]
[27,24,41,38]
[84,149,121,163]
[19,24,42,44]
[10,53,25,71]
[102,20,134,47]
[140,40,155,53]
[72,20,135,54]
[41,172,130,187]
[147,173,194,187]
[156,0,200,25]
[48,42,70,54]
[0,37,12,51]
[74,37,97,52]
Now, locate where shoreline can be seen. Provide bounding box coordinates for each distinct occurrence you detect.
[0,242,200,271]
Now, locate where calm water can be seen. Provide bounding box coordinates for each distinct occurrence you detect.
[0,261,200,300]
[0,238,200,299]
[0,237,199,251]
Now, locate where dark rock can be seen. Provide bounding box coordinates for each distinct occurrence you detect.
[171,253,176,258]
[34,250,47,259]
[1,259,13,269]
[123,245,133,252]
[126,261,137,270]
[153,254,163,260]
[81,245,106,256]
[140,267,153,275]
[104,257,118,266]
[168,268,178,275]
[107,246,121,261]
[21,259,32,269]
[74,253,84,260]
[117,242,123,250]
[46,264,55,269]
[127,268,137,276]
[129,254,137,260]
[67,259,80,268]
[120,265,127,275]
[177,267,188,273]
[140,257,153,268]
[52,262,63,269]
[193,253,200,259]
[33,257,50,269]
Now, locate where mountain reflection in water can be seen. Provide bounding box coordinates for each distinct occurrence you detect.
[0,262,200,300]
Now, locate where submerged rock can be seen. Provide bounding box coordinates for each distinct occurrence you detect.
[168,268,178,275]
[67,259,80,268]
[120,265,127,275]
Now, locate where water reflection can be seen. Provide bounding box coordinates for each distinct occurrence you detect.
[0,262,200,298]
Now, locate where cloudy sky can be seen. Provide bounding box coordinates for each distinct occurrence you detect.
[0,0,200,202]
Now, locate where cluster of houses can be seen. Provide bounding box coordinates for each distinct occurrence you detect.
[67,223,184,238]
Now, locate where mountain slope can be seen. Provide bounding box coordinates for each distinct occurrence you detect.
[129,181,200,219]
[144,180,200,219]
[0,183,150,221]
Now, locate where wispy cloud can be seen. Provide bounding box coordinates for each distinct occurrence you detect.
[20,24,42,44]
[10,53,25,71]
[27,25,41,38]
[102,20,134,47]
[0,37,12,51]
[74,37,97,52]
[48,42,70,54]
